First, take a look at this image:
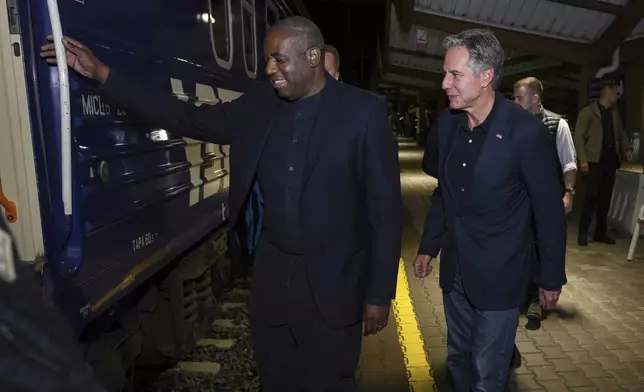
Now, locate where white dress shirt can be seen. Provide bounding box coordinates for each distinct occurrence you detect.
[555,118,577,174]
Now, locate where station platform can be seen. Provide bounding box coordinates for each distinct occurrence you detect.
[356,139,644,392]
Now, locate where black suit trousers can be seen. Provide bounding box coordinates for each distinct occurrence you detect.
[250,238,362,392]
[579,161,618,236]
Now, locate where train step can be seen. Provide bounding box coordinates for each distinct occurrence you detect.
[212,319,241,329]
[222,302,246,311]
[229,288,250,297]
[196,338,236,350]
[176,361,221,375]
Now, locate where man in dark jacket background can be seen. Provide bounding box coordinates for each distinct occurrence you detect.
[574,82,632,246]
[323,44,341,81]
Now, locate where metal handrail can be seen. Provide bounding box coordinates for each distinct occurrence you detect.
[45,0,72,215]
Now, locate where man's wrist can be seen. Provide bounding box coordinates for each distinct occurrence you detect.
[366,297,391,307]
[96,64,111,85]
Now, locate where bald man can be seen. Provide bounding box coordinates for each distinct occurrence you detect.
[42,16,401,391]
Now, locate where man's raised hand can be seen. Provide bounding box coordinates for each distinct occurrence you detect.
[40,35,110,84]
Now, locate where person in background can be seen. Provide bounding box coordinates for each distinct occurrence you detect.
[508,76,576,368]
[513,76,576,322]
[41,16,402,391]
[574,82,632,246]
[323,44,340,80]
[513,77,576,214]
[414,29,566,390]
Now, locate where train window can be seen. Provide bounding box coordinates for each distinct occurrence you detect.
[266,0,278,31]
[242,0,257,78]
[209,0,233,69]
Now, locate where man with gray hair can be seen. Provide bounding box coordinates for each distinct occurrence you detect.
[413,29,566,390]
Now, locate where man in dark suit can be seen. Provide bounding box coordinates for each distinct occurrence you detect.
[323,44,341,80]
[413,29,566,391]
[40,16,402,392]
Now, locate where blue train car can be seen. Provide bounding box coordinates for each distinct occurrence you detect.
[0,0,307,389]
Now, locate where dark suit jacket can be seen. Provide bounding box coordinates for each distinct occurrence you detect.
[418,94,567,311]
[422,118,440,178]
[103,71,403,327]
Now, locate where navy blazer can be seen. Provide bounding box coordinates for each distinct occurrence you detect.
[103,71,403,327]
[419,93,567,311]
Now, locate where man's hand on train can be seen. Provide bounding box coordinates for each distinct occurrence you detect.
[363,304,389,336]
[40,36,110,84]
[413,254,432,278]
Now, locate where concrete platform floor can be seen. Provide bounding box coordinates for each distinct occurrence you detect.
[356,139,644,392]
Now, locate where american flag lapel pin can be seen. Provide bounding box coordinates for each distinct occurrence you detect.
[496,134,503,139]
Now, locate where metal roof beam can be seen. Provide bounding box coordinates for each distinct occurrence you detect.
[388,47,443,60]
[381,60,580,92]
[411,12,592,65]
[376,80,441,95]
[544,0,624,15]
[382,64,444,83]
[592,1,644,64]
[499,64,580,89]
[388,46,537,67]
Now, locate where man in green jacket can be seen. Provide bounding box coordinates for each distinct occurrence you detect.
[574,82,632,246]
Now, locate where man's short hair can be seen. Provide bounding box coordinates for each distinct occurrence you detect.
[443,29,504,89]
[270,16,324,51]
[514,77,544,96]
[324,44,340,68]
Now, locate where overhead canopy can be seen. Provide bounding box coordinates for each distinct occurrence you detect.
[377,0,644,104]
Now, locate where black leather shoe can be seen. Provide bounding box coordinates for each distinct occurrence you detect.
[594,234,616,244]
[578,229,588,246]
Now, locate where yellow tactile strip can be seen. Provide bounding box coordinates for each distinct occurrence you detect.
[392,258,435,392]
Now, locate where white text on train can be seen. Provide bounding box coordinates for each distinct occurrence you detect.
[81,94,127,117]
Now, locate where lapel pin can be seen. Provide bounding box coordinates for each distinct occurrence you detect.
[496,134,503,139]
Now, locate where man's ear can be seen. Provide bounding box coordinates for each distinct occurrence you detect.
[308,47,322,68]
[480,68,494,89]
